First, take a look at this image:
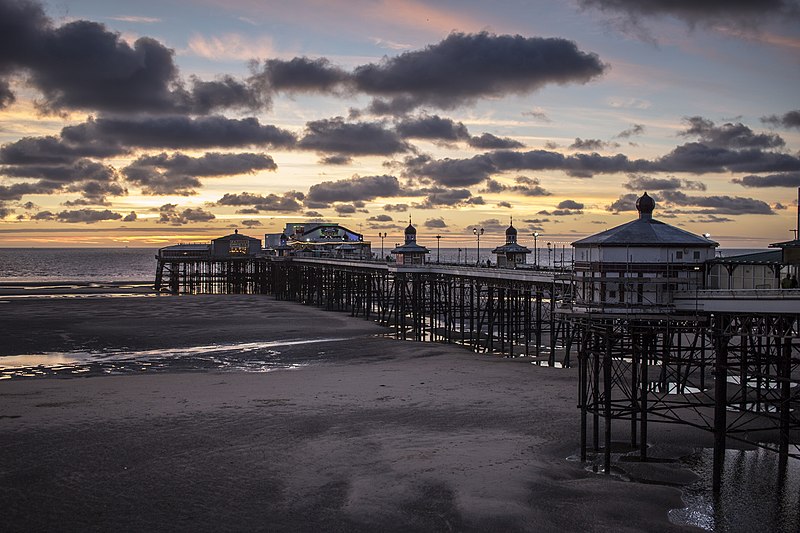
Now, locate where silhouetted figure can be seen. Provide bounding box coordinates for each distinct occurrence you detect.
[782,274,793,289]
[791,275,798,289]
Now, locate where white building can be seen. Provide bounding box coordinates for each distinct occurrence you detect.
[571,193,718,312]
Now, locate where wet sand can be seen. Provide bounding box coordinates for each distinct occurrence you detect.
[0,294,707,531]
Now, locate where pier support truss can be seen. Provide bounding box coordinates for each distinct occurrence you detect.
[574,312,800,491]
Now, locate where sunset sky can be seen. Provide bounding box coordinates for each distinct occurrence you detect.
[1,0,799,248]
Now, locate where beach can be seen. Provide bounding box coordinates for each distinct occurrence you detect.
[0,292,708,531]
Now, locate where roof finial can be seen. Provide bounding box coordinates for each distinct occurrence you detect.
[510,215,513,226]
[409,214,412,225]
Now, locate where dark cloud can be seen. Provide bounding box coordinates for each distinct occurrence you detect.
[496,201,512,208]
[606,193,646,212]
[216,191,305,213]
[319,155,352,165]
[652,143,800,174]
[688,214,733,224]
[469,218,507,233]
[368,214,393,222]
[123,152,276,196]
[395,115,469,141]
[468,133,524,149]
[122,211,137,222]
[624,174,706,191]
[408,187,474,208]
[569,138,607,151]
[615,124,645,138]
[577,0,798,28]
[424,217,447,228]
[62,116,296,150]
[334,203,357,215]
[660,190,774,215]
[732,173,800,188]
[2,158,116,184]
[557,199,585,210]
[0,1,263,114]
[538,208,583,216]
[299,117,410,155]
[0,181,53,201]
[241,219,262,227]
[481,176,551,196]
[304,210,323,217]
[0,135,125,165]
[31,208,123,223]
[157,204,216,225]
[64,180,127,205]
[761,110,800,130]
[383,203,408,212]
[257,57,348,93]
[352,32,606,112]
[306,174,400,204]
[679,116,784,150]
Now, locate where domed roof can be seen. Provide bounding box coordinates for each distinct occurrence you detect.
[405,222,416,234]
[505,219,517,236]
[636,192,655,218]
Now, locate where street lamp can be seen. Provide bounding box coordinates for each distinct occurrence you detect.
[436,234,441,263]
[532,232,539,268]
[547,241,552,269]
[473,227,484,266]
[457,248,462,264]
[378,232,387,260]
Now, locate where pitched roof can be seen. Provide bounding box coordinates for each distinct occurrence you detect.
[492,242,531,254]
[709,250,782,265]
[572,217,718,247]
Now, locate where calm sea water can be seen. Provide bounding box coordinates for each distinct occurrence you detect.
[0,247,769,283]
[0,248,158,282]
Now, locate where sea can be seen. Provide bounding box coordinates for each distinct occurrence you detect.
[0,245,796,531]
[0,247,770,282]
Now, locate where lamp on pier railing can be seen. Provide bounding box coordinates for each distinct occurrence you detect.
[378,232,387,260]
[436,234,441,263]
[533,232,539,268]
[473,227,484,266]
[547,241,552,268]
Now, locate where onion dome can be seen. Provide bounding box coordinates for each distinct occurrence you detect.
[636,192,655,219]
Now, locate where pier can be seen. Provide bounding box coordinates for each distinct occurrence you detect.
[154,212,800,493]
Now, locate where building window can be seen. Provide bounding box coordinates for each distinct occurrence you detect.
[693,251,700,260]
[676,251,683,259]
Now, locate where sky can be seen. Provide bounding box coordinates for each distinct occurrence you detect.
[0,0,799,249]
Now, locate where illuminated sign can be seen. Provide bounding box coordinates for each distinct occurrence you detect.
[229,240,250,254]
[320,227,340,239]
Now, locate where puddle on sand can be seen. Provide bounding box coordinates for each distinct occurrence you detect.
[0,338,350,380]
[669,447,800,532]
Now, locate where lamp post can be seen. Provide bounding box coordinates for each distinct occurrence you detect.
[378,232,387,260]
[533,232,539,268]
[457,248,462,264]
[547,241,552,269]
[436,234,441,263]
[473,227,484,266]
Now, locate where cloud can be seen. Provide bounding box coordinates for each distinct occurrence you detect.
[319,155,352,165]
[469,218,508,233]
[0,1,264,114]
[679,116,784,150]
[32,208,123,223]
[606,193,647,212]
[615,124,645,138]
[688,214,733,224]
[299,117,410,156]
[659,190,775,215]
[481,176,551,196]
[522,108,551,122]
[624,174,706,191]
[257,57,349,93]
[732,172,800,188]
[352,31,606,112]
[577,0,799,29]
[557,199,585,209]
[216,191,305,212]
[383,203,408,212]
[241,219,262,227]
[187,33,274,61]
[123,152,276,195]
[0,135,125,165]
[424,217,447,228]
[652,143,800,174]
[408,187,475,208]
[122,211,137,222]
[496,201,512,208]
[368,214,393,222]
[62,116,296,150]
[569,138,614,151]
[761,110,800,130]
[156,204,216,225]
[395,115,469,141]
[306,174,401,204]
[334,203,357,215]
[468,133,524,149]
